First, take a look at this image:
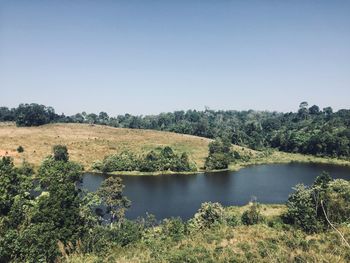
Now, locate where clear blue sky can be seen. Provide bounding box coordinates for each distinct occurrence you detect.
[1,0,349,115]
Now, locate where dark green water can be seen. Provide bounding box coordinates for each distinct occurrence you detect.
[82,163,350,219]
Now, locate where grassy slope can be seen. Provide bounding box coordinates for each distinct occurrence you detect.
[68,204,350,263]
[0,122,214,169]
[1,122,349,173]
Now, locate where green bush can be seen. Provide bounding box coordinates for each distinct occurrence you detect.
[284,173,350,232]
[17,145,24,153]
[53,144,69,162]
[161,217,186,241]
[204,152,231,170]
[284,184,319,232]
[101,151,138,173]
[241,203,265,225]
[82,220,143,253]
[325,179,350,223]
[189,202,224,230]
[94,147,196,173]
[225,213,240,227]
[205,138,232,170]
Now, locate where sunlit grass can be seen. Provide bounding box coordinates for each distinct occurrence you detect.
[1,122,349,175]
[67,204,350,263]
[0,122,210,170]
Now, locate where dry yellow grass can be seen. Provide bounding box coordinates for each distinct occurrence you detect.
[1,122,347,174]
[0,122,212,170]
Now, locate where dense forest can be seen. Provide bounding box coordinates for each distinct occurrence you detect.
[1,146,350,262]
[1,102,350,158]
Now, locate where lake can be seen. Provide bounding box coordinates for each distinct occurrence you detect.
[82,163,350,220]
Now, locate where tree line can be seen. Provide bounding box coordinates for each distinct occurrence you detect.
[1,102,349,157]
[92,146,196,173]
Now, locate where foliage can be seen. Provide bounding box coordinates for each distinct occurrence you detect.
[224,212,240,227]
[160,217,186,241]
[0,157,32,217]
[94,147,196,173]
[16,145,24,153]
[205,138,233,170]
[81,220,143,254]
[0,107,15,121]
[188,202,224,230]
[66,206,350,263]
[98,151,139,173]
[3,102,350,157]
[0,147,95,262]
[97,176,131,224]
[53,144,69,162]
[14,103,59,127]
[241,202,265,225]
[284,172,350,232]
[2,143,350,262]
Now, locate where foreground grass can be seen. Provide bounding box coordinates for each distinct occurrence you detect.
[67,204,350,263]
[0,122,349,175]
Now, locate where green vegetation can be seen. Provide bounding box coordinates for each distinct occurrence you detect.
[68,174,350,262]
[284,171,350,233]
[16,145,24,153]
[205,138,233,170]
[2,102,350,158]
[92,146,197,173]
[241,202,265,226]
[53,144,69,162]
[97,176,130,224]
[1,145,350,262]
[14,103,59,127]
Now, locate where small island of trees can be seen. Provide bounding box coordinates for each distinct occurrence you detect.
[92,146,196,173]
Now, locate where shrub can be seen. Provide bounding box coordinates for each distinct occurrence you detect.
[284,173,350,232]
[91,160,103,171]
[204,152,231,170]
[189,202,224,230]
[325,179,350,223]
[241,203,265,225]
[205,138,232,170]
[95,147,196,173]
[53,145,69,162]
[82,220,143,253]
[225,213,240,227]
[17,146,24,153]
[161,217,186,241]
[101,151,138,173]
[284,184,319,232]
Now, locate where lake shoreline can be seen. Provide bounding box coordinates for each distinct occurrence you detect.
[86,151,350,176]
[82,162,350,220]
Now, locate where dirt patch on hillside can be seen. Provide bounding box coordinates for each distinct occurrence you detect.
[0,149,19,157]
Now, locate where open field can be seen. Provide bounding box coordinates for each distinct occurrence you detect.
[0,122,216,170]
[0,122,349,173]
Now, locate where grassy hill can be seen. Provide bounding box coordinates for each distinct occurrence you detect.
[0,122,214,169]
[0,122,348,172]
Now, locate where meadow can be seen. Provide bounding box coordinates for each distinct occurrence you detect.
[1,122,349,174]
